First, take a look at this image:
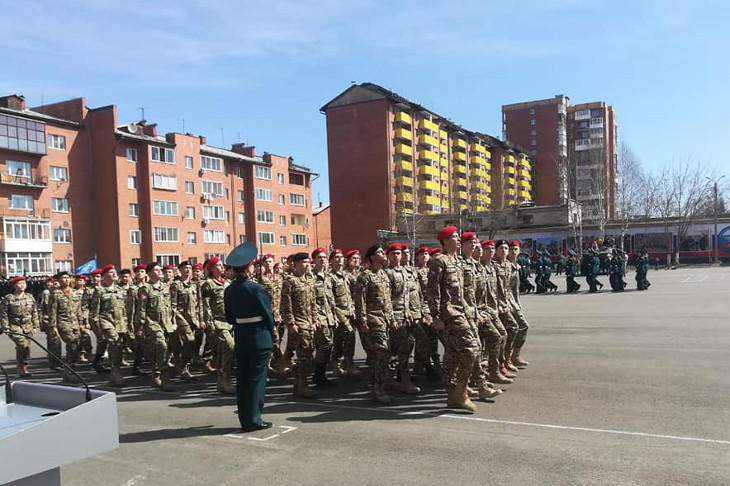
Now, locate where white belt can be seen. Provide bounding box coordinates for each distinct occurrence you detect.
[236,316,263,324]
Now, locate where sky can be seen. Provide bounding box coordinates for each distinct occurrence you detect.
[1,0,728,203]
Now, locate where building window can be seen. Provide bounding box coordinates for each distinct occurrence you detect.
[154,227,179,242]
[151,173,177,190]
[203,205,225,220]
[289,173,305,185]
[289,194,305,206]
[278,194,285,205]
[530,119,536,126]
[201,180,223,197]
[204,229,225,243]
[53,229,71,243]
[530,129,537,136]
[0,115,46,155]
[150,146,175,164]
[238,212,245,224]
[126,148,138,162]
[187,232,197,244]
[255,166,272,180]
[8,194,33,213]
[531,140,537,146]
[130,230,142,245]
[185,181,194,194]
[290,214,306,226]
[128,176,137,190]
[277,173,284,184]
[256,210,274,223]
[256,188,273,202]
[279,215,286,226]
[240,235,246,244]
[185,156,193,169]
[156,254,180,266]
[4,252,52,276]
[185,206,195,219]
[129,203,139,217]
[531,150,538,156]
[48,134,66,150]
[153,200,178,216]
[6,160,31,183]
[235,165,243,178]
[201,155,222,172]
[56,260,72,272]
[52,198,69,213]
[280,235,286,246]
[257,232,275,245]
[204,253,225,262]
[132,258,141,267]
[292,234,307,246]
[529,108,536,115]
[238,190,244,202]
[188,257,198,264]
[49,166,68,182]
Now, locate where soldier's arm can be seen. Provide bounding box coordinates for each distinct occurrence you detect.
[426,259,443,320]
[353,274,367,329]
[126,287,136,331]
[200,283,214,329]
[89,288,101,327]
[280,279,295,331]
[49,291,58,330]
[31,299,39,330]
[135,287,148,333]
[170,282,181,321]
[309,281,318,325]
[0,297,8,331]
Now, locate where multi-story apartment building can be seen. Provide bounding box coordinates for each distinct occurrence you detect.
[0,93,314,275]
[321,83,534,252]
[502,95,616,221]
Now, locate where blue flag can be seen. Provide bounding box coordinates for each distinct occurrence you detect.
[75,259,97,275]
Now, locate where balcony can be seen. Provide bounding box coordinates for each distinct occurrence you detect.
[0,216,53,253]
[395,176,413,187]
[469,155,485,165]
[453,151,466,161]
[470,143,486,154]
[420,195,440,206]
[439,130,448,140]
[441,184,449,194]
[440,158,449,168]
[458,203,467,211]
[453,163,466,175]
[395,111,412,124]
[454,177,467,188]
[395,144,412,156]
[453,138,467,149]
[440,169,449,180]
[484,150,491,159]
[472,181,489,191]
[470,167,488,178]
[518,169,531,179]
[518,159,531,171]
[518,178,532,188]
[456,190,468,200]
[418,134,438,147]
[507,188,516,196]
[418,119,439,132]
[394,128,412,141]
[519,191,531,200]
[441,202,450,211]
[419,179,439,191]
[395,160,413,172]
[439,144,448,153]
[0,173,48,189]
[506,154,515,164]
[505,176,516,185]
[419,164,439,177]
[396,192,413,203]
[417,149,438,162]
[505,165,515,175]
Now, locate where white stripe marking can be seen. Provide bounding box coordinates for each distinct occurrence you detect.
[698,275,708,282]
[681,276,691,283]
[223,425,298,442]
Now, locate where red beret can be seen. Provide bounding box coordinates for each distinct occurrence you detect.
[74,274,88,280]
[311,247,326,258]
[509,240,521,248]
[47,276,55,282]
[481,240,496,247]
[345,250,360,259]
[329,248,343,260]
[287,253,295,261]
[437,226,458,242]
[133,264,147,272]
[460,232,478,244]
[428,248,443,256]
[262,254,274,260]
[192,263,203,271]
[163,264,174,270]
[10,276,26,284]
[101,264,116,275]
[206,256,221,271]
[90,269,103,276]
[401,243,411,250]
[386,243,402,254]
[415,245,429,255]
[274,262,283,268]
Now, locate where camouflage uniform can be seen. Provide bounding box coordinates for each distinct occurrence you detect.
[259,273,284,362]
[50,288,82,367]
[84,284,107,364]
[124,282,146,371]
[385,265,414,377]
[494,260,520,363]
[39,288,62,367]
[0,292,39,370]
[76,286,93,360]
[136,281,174,376]
[312,269,336,372]
[404,265,430,369]
[194,277,215,367]
[89,284,128,376]
[200,278,234,375]
[477,260,507,376]
[170,279,200,376]
[414,264,439,367]
[329,269,356,369]
[281,273,318,390]
[508,260,530,351]
[354,268,394,387]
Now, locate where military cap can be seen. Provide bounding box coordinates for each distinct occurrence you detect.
[118,269,132,276]
[146,262,161,272]
[311,247,327,258]
[287,253,296,262]
[54,271,69,279]
[494,239,509,248]
[401,243,411,250]
[460,232,478,244]
[177,260,192,269]
[386,243,402,254]
[100,264,116,275]
[46,276,54,282]
[273,262,283,269]
[345,250,360,259]
[292,252,310,262]
[428,248,443,256]
[415,245,429,256]
[163,264,175,270]
[329,248,343,260]
[437,226,458,242]
[226,242,258,269]
[481,239,496,247]
[10,276,26,284]
[192,263,203,271]
[364,244,383,261]
[133,264,146,272]
[205,256,221,272]
[508,240,521,248]
[90,268,103,276]
[74,274,88,280]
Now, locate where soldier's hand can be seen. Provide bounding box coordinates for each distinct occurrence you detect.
[359,323,370,334]
[136,330,144,338]
[290,325,300,336]
[432,318,445,331]
[199,321,206,330]
[477,316,485,327]
[424,315,433,325]
[388,320,399,330]
[51,327,58,336]
[314,320,321,329]
[30,329,37,336]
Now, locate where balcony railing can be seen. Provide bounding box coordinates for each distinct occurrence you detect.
[0,173,48,189]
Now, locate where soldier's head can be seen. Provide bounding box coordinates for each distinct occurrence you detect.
[365,244,386,268]
[460,232,478,258]
[119,269,132,286]
[481,240,495,263]
[494,240,509,262]
[508,240,521,260]
[11,276,26,293]
[134,264,147,282]
[311,248,328,272]
[437,226,459,254]
[274,262,283,275]
[192,263,203,280]
[329,249,344,271]
[386,244,402,267]
[163,265,175,282]
[400,244,411,266]
[146,262,162,283]
[90,269,102,286]
[46,277,55,289]
[345,250,360,270]
[101,265,117,285]
[56,271,71,289]
[178,261,192,280]
[74,274,87,289]
[415,246,430,266]
[260,254,275,274]
[473,242,483,260]
[292,253,310,276]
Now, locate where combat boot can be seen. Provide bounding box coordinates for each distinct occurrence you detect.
[295,376,317,399]
[500,364,516,379]
[109,368,125,387]
[179,364,194,382]
[203,360,217,374]
[217,371,236,394]
[505,360,519,373]
[151,372,163,389]
[477,382,502,400]
[431,356,443,378]
[423,363,441,382]
[488,369,514,385]
[132,357,148,376]
[160,370,175,392]
[446,388,477,413]
[412,360,425,374]
[78,352,89,364]
[512,349,529,367]
[344,357,362,380]
[396,371,421,394]
[276,356,292,376]
[17,364,32,378]
[313,364,336,388]
[330,359,346,378]
[372,385,393,405]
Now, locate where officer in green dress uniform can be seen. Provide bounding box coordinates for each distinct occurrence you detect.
[224,243,275,432]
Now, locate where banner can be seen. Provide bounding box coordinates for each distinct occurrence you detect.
[75,259,97,275]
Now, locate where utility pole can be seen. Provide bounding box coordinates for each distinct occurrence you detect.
[714,181,719,264]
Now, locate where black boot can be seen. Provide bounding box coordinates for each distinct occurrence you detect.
[423,363,440,382]
[92,356,110,374]
[313,364,336,388]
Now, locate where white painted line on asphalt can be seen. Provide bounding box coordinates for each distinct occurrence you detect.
[223,425,298,442]
[698,275,708,282]
[121,475,146,486]
[681,276,692,283]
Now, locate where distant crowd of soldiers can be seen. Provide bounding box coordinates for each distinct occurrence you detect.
[0,230,650,413]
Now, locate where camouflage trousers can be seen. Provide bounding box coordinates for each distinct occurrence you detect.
[389,319,415,372]
[57,324,81,365]
[44,328,62,366]
[99,320,123,371]
[79,326,93,357]
[194,327,215,363]
[364,325,390,386]
[144,328,168,374]
[90,320,108,360]
[314,325,334,366]
[467,318,487,385]
[442,316,480,392]
[499,311,519,362]
[216,328,235,374]
[413,319,440,366]
[293,326,315,378]
[332,316,356,361]
[7,324,33,365]
[478,312,506,372]
[511,306,530,350]
[171,317,196,366]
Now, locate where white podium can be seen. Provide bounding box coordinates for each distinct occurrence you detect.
[0,382,119,486]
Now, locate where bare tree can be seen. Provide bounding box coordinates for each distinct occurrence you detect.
[649,166,675,265]
[616,141,643,250]
[668,159,715,263]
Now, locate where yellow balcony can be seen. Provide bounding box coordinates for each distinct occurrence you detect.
[420,195,441,206]
[418,119,439,132]
[505,165,515,175]
[439,130,448,140]
[506,154,515,163]
[474,205,488,212]
[418,134,438,146]
[440,158,449,168]
[422,209,440,215]
[453,163,466,175]
[453,138,467,149]
[458,203,467,211]
[395,144,412,156]
[485,173,492,182]
[505,176,515,185]
[518,159,531,171]
[470,168,488,178]
[471,143,486,154]
[441,203,450,211]
[473,181,489,191]
[484,150,491,159]
[396,160,413,172]
[484,163,492,172]
[395,111,412,124]
[454,177,467,187]
[400,207,414,214]
[396,192,413,203]
[518,169,530,179]
[518,179,532,189]
[396,176,413,187]
[507,188,516,196]
[453,151,466,161]
[456,190,468,200]
[440,170,448,179]
[441,184,449,194]
[419,164,439,177]
[419,179,439,191]
[470,155,485,165]
[395,128,412,141]
[440,144,448,153]
[418,149,438,162]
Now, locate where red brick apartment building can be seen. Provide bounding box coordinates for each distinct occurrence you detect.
[0,94,314,275]
[502,96,617,221]
[321,83,534,253]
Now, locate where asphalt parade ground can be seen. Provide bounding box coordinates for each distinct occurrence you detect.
[2,266,729,485]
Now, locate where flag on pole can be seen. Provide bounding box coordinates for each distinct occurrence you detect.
[75,259,97,275]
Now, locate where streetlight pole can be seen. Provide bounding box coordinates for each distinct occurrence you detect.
[709,175,726,265]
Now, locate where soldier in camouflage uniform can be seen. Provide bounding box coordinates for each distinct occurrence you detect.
[193,263,216,374]
[354,245,396,404]
[89,265,128,387]
[125,265,147,375]
[39,278,62,370]
[328,249,361,379]
[0,276,39,377]
[507,241,531,368]
[426,227,481,412]
[200,257,235,394]
[74,274,92,363]
[86,268,109,374]
[281,252,318,398]
[136,262,174,391]
[163,264,176,286]
[311,248,338,388]
[479,240,512,385]
[385,244,419,394]
[258,254,288,375]
[401,245,434,382]
[50,271,83,382]
[493,241,520,379]
[413,246,441,380]
[170,261,199,381]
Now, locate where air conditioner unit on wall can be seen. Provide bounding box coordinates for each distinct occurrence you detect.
[202,218,210,225]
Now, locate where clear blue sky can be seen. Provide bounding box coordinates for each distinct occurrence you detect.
[2,0,728,203]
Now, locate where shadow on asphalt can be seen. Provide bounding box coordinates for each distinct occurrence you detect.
[119,425,241,443]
